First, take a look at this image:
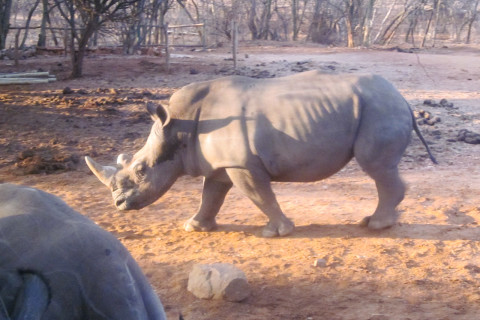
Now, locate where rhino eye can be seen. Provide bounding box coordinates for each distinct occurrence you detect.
[134,163,146,179]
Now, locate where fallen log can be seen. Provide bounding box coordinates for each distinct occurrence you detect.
[0,72,56,85]
[0,72,51,78]
[0,78,55,85]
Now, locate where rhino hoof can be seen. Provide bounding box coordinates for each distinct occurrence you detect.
[360,215,396,230]
[184,219,217,232]
[262,219,295,237]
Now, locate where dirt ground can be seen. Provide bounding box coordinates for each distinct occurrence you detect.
[1,42,480,320]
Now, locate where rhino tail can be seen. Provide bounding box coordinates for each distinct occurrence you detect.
[407,101,438,164]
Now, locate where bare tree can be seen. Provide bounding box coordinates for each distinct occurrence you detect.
[361,0,376,46]
[20,0,40,48]
[6,0,480,55]
[53,0,140,78]
[337,0,377,47]
[37,0,60,47]
[466,0,480,43]
[247,0,273,40]
[375,0,417,45]
[307,0,340,44]
[292,0,309,41]
[0,0,12,49]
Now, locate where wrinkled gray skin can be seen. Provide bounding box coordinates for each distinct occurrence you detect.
[0,183,166,320]
[86,71,436,238]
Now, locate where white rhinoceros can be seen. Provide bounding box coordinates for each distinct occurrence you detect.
[0,183,166,320]
[86,71,436,238]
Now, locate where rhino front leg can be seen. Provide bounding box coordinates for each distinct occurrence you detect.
[184,177,233,232]
[225,167,294,237]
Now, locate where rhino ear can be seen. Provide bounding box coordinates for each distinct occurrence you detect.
[146,102,171,127]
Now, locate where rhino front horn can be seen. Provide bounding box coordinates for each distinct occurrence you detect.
[85,156,117,187]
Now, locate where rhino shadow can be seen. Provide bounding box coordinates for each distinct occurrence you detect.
[214,223,480,241]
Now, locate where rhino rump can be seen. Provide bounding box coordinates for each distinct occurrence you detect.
[0,183,166,320]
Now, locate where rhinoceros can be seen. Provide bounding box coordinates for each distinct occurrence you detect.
[0,183,166,320]
[86,71,436,238]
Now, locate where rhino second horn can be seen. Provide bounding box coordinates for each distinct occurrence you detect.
[85,156,117,187]
[117,154,131,168]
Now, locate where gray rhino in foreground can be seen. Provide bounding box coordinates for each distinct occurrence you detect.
[86,71,436,238]
[0,183,166,320]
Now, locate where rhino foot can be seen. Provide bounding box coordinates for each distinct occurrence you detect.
[262,218,295,238]
[360,214,397,230]
[184,218,218,232]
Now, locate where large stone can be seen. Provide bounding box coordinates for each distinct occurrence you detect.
[187,263,251,302]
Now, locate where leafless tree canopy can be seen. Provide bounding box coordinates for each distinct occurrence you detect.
[1,0,480,75]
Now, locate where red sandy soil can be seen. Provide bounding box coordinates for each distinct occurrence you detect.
[1,42,480,319]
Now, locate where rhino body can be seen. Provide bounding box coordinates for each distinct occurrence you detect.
[0,183,166,320]
[86,71,436,237]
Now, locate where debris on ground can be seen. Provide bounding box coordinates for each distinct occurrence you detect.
[414,109,441,126]
[456,129,480,144]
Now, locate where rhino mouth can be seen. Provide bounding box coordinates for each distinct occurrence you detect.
[114,196,129,210]
[113,192,144,211]
[112,188,154,211]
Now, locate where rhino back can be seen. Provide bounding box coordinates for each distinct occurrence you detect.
[169,72,402,180]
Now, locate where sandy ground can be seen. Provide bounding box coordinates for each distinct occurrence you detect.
[1,42,480,319]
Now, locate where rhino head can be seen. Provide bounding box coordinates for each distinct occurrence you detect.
[86,103,183,210]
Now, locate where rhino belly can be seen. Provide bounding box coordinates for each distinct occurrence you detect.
[252,107,358,182]
[257,138,354,182]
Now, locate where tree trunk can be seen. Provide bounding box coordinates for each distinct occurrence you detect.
[361,0,375,46]
[430,0,441,47]
[307,0,324,42]
[405,15,418,46]
[260,0,272,40]
[70,19,96,78]
[21,0,40,48]
[177,0,197,24]
[421,9,434,47]
[292,0,298,41]
[247,0,259,39]
[377,8,411,45]
[466,0,480,44]
[70,48,85,78]
[345,0,355,47]
[37,0,48,46]
[373,0,396,43]
[0,0,13,50]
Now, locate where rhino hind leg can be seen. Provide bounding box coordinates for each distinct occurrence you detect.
[354,112,411,229]
[225,167,294,237]
[359,167,406,229]
[184,178,233,232]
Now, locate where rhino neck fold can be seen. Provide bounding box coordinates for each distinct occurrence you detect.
[176,107,202,177]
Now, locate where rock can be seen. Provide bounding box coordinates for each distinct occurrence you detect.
[313,259,327,267]
[62,87,74,94]
[456,129,480,144]
[414,109,440,126]
[423,98,456,109]
[187,263,250,302]
[439,98,454,108]
[425,116,441,126]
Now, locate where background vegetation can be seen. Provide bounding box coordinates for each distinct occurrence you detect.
[1,0,480,77]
